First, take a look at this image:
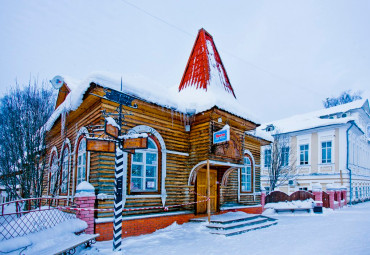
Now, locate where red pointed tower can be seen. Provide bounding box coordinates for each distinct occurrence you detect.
[179,28,236,98]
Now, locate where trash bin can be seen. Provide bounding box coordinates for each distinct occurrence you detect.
[313,206,323,213]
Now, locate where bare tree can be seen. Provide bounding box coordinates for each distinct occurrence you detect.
[0,81,55,200]
[264,132,298,193]
[323,90,362,108]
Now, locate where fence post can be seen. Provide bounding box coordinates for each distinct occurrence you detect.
[341,186,348,206]
[312,184,323,207]
[326,184,336,210]
[335,190,342,208]
[260,187,266,211]
[75,181,96,234]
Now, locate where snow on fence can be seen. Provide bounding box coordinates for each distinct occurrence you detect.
[0,198,78,241]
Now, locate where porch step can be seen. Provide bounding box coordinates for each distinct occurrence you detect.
[190,212,278,236]
[209,221,278,236]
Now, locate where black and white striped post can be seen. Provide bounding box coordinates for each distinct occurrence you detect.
[113,77,124,252]
[112,147,124,251]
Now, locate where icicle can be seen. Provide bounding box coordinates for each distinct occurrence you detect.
[61,111,66,138]
[171,109,174,127]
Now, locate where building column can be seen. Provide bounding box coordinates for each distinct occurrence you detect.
[75,181,96,234]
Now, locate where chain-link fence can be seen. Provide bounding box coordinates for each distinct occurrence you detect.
[0,198,78,240]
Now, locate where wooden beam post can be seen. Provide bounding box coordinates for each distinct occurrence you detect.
[207,159,211,223]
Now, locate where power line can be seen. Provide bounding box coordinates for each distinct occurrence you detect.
[120,0,325,98]
[121,0,194,38]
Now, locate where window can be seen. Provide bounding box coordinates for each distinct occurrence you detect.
[76,137,87,186]
[281,147,289,167]
[130,138,158,192]
[265,124,275,132]
[264,149,271,168]
[264,186,270,193]
[241,157,252,192]
[321,141,332,164]
[49,155,58,194]
[299,144,309,165]
[61,148,69,194]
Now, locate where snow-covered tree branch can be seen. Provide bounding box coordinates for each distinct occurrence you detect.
[0,81,54,200]
[265,132,298,193]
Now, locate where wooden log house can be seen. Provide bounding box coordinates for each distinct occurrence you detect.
[44,29,270,240]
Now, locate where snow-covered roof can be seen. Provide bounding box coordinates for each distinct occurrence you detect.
[45,29,261,131]
[257,99,369,136]
[45,72,259,131]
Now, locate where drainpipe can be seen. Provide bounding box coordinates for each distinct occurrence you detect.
[346,121,355,206]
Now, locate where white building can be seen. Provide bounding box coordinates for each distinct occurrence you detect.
[258,99,370,204]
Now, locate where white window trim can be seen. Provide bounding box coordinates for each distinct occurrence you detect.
[241,157,252,193]
[48,146,59,196]
[130,138,159,192]
[296,134,311,167]
[60,138,71,196]
[61,148,69,194]
[318,130,335,165]
[72,127,90,196]
[126,125,167,207]
[238,150,258,201]
[76,137,87,186]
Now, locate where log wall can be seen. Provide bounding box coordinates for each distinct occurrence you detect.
[45,85,266,219]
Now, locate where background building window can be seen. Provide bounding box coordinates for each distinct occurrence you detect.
[241,157,252,192]
[76,137,87,186]
[61,148,69,194]
[131,138,158,192]
[264,149,271,168]
[321,141,332,164]
[299,144,309,165]
[282,147,289,166]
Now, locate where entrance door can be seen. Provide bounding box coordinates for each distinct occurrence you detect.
[196,169,217,214]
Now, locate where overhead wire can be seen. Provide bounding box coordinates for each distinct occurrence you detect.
[120,0,325,98]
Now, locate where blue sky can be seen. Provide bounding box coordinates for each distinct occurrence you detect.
[0,0,369,122]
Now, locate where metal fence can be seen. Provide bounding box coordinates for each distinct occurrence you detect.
[265,190,315,204]
[0,198,78,240]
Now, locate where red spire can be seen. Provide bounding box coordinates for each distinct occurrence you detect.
[179,28,236,98]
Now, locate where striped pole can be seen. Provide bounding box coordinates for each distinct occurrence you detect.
[112,147,124,251]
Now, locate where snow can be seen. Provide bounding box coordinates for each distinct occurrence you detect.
[257,99,369,136]
[2,202,370,254]
[120,133,148,139]
[0,207,77,240]
[246,128,274,142]
[45,71,259,132]
[75,181,95,197]
[0,218,87,254]
[76,181,95,192]
[75,202,370,255]
[265,199,315,209]
[96,193,110,200]
[105,117,120,130]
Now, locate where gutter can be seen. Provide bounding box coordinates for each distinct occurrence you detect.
[346,121,355,206]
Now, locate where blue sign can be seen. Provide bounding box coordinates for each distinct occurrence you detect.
[213,128,230,144]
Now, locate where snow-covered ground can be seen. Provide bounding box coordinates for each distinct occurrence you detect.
[77,202,370,255]
[2,202,369,255]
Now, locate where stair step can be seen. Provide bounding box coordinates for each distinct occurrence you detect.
[207,217,269,230]
[190,213,260,224]
[210,221,278,236]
